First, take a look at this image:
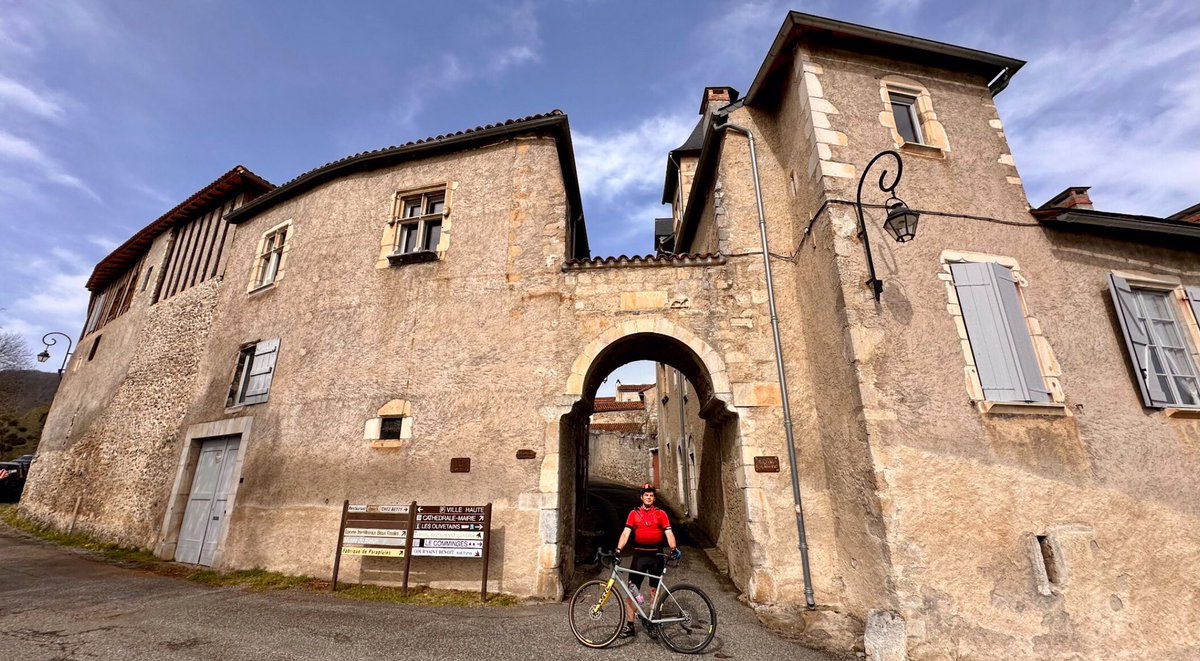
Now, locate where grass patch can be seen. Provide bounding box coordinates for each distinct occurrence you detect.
[1,505,523,607]
[335,583,523,607]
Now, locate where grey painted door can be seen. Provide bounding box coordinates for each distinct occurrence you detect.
[175,436,241,565]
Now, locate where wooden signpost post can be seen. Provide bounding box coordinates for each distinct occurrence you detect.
[331,501,492,601]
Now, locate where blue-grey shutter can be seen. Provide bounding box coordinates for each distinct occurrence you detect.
[1187,287,1200,330]
[951,262,1049,402]
[241,338,279,404]
[1108,274,1170,407]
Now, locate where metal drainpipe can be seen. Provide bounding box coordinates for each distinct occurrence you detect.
[719,122,817,610]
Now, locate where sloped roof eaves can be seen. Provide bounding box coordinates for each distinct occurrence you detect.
[662,117,709,204]
[1032,208,1200,240]
[744,12,1025,106]
[86,165,274,291]
[225,112,584,236]
[675,116,725,252]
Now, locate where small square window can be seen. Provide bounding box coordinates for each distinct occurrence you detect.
[379,417,406,440]
[889,92,923,145]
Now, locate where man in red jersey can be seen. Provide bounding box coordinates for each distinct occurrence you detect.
[614,484,680,638]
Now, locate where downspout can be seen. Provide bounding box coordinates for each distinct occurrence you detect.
[718,121,817,610]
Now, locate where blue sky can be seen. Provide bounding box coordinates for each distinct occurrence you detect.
[2,0,1198,390]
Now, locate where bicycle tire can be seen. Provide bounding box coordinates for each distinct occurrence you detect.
[653,583,716,654]
[568,579,626,648]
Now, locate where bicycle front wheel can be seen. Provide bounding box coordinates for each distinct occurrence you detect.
[568,579,627,648]
[653,583,716,654]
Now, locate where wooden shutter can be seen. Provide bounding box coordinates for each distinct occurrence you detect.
[1187,287,1200,330]
[241,339,279,404]
[951,262,1049,402]
[1108,274,1170,407]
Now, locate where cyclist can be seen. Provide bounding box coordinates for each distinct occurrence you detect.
[614,483,680,638]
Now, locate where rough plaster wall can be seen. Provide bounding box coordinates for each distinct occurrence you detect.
[587,431,652,487]
[173,138,573,596]
[810,42,1200,658]
[21,280,221,547]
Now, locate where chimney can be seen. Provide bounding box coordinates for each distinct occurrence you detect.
[699,86,739,116]
[1039,187,1094,211]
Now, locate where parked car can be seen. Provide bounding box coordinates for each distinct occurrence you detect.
[0,461,26,502]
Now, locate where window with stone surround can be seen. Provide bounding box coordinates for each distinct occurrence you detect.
[227,339,279,407]
[941,251,1064,414]
[1109,272,1200,410]
[364,399,414,447]
[248,220,293,292]
[378,184,455,267]
[878,76,949,156]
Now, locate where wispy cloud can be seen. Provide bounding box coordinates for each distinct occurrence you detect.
[391,1,543,133]
[0,129,100,201]
[999,0,1200,215]
[574,113,696,201]
[0,74,66,120]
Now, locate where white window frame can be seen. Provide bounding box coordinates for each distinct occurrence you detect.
[889,91,924,145]
[1109,271,1200,411]
[248,220,293,293]
[392,189,445,255]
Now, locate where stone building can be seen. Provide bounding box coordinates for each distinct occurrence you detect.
[20,11,1200,660]
[586,386,657,489]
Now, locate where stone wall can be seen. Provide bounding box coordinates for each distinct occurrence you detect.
[587,430,652,488]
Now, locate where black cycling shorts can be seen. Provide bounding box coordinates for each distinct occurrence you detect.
[629,549,664,589]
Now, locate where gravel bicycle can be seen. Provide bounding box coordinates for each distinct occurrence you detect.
[568,549,716,653]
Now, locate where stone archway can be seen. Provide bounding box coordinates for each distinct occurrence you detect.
[542,317,757,596]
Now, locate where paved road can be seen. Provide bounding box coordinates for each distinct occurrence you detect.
[1,517,841,660]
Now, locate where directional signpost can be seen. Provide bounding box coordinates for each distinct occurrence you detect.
[331,501,492,601]
[331,501,416,593]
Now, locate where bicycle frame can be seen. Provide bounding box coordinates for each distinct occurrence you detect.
[594,557,687,625]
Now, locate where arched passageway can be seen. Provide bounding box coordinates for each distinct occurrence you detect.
[554,320,749,589]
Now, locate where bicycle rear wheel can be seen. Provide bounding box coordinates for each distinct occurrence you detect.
[653,583,716,654]
[568,579,626,648]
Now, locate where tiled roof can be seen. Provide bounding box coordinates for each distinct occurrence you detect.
[226,111,581,231]
[562,252,725,270]
[591,422,644,434]
[86,165,273,291]
[617,384,654,393]
[592,397,645,413]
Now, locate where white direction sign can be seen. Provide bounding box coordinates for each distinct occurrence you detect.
[416,505,486,514]
[412,547,483,558]
[345,528,407,538]
[348,504,411,514]
[418,539,483,549]
[413,531,483,540]
[416,514,485,523]
[343,536,408,548]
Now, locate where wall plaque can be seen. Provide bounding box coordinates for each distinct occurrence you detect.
[450,457,471,473]
[753,456,780,473]
[515,449,536,460]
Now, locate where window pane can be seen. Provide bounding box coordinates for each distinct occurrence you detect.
[1176,377,1200,405]
[404,199,422,218]
[423,220,441,251]
[426,194,445,215]
[890,94,920,143]
[380,417,405,440]
[400,224,418,253]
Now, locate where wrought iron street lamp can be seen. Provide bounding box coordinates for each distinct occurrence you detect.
[37,331,74,375]
[855,150,920,301]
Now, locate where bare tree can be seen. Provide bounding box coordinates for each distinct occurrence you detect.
[0,330,32,371]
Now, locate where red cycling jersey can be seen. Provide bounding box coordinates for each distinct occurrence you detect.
[625,506,671,548]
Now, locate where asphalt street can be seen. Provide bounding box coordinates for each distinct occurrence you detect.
[0,505,841,660]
